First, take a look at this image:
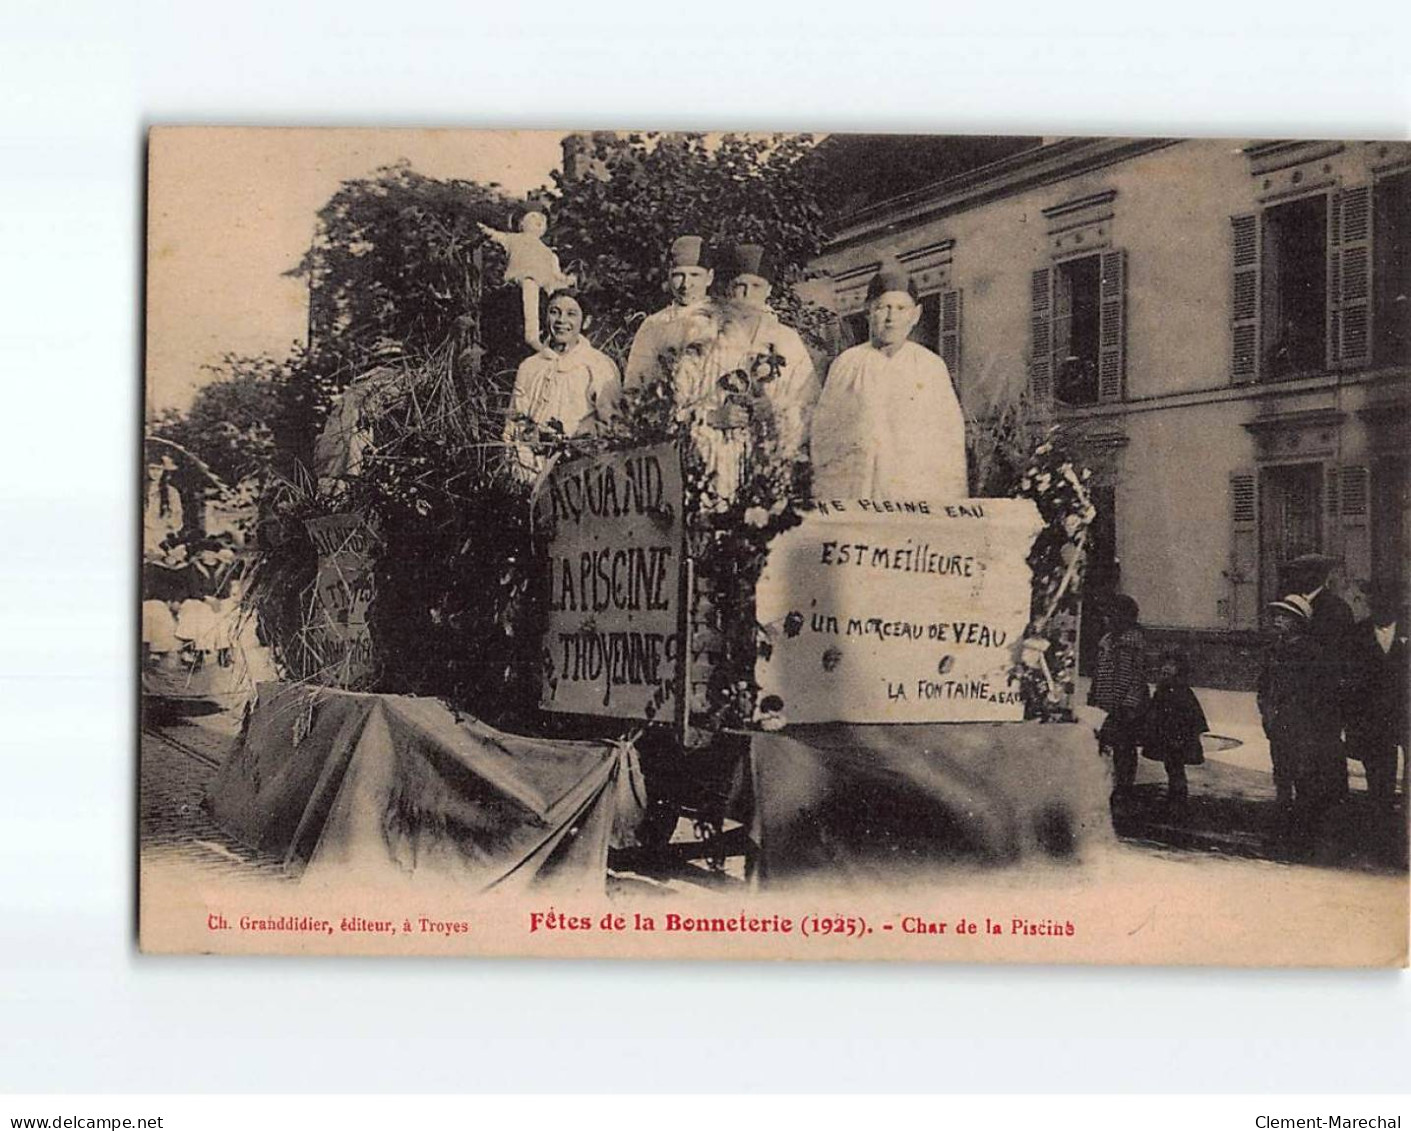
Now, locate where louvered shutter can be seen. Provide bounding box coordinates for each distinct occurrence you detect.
[1231,214,1260,383]
[939,287,963,386]
[1339,464,1371,583]
[1229,469,1259,627]
[1098,249,1127,401]
[1029,267,1053,405]
[1330,185,1373,369]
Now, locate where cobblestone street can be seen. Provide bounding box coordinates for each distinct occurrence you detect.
[140,711,288,882]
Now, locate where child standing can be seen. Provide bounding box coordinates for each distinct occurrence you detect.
[1141,649,1209,809]
[1089,594,1149,807]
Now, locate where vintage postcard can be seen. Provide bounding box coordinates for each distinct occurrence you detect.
[140,127,1409,964]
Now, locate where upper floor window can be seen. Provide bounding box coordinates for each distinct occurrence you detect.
[1053,254,1103,404]
[1029,249,1126,407]
[1232,173,1409,383]
[1374,169,1410,366]
[1261,195,1328,379]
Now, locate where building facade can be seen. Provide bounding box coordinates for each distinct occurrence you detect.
[811,138,1410,687]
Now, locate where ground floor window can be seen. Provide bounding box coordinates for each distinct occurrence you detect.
[1259,462,1323,607]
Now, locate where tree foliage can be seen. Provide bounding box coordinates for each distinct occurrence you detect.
[293,160,512,364]
[151,353,289,485]
[545,133,832,357]
[278,162,519,468]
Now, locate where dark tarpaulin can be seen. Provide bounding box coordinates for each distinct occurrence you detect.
[749,722,1112,885]
[207,683,640,892]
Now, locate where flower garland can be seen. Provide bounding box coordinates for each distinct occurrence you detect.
[1008,428,1097,721]
[593,320,810,734]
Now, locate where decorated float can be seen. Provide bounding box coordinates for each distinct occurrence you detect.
[204,194,1112,891]
[206,328,1111,891]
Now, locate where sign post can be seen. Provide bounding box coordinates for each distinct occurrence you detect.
[754,497,1044,724]
[535,443,685,721]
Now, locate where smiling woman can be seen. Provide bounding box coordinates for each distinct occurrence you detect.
[502,288,623,480]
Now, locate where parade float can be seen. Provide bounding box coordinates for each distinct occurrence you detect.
[204,169,1112,891]
[206,325,1111,891]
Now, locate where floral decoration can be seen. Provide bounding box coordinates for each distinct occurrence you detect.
[1007,427,1097,721]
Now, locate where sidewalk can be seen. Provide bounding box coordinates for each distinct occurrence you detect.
[142,700,244,765]
[1075,678,1407,871]
[1075,677,1371,776]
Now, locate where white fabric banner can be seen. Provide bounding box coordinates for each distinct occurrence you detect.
[755,497,1043,724]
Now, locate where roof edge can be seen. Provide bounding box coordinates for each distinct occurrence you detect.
[824,137,1182,253]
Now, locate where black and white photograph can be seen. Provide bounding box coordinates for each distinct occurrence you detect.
[8,0,1411,1120]
[136,127,1409,965]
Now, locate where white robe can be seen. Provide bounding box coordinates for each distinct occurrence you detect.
[668,301,822,505]
[142,599,179,653]
[503,337,621,479]
[810,340,968,502]
[623,301,704,389]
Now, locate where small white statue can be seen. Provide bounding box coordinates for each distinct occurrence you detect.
[478,208,576,357]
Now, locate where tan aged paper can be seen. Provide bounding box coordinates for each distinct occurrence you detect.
[141,127,1409,965]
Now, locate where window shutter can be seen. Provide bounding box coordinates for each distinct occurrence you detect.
[1331,185,1373,369]
[939,287,963,386]
[1231,214,1260,384]
[1029,267,1053,406]
[1229,469,1259,627]
[1339,464,1371,583]
[1098,249,1127,402]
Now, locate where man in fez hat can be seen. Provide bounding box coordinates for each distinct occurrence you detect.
[810,261,967,501]
[712,243,821,459]
[623,234,714,388]
[654,241,820,504]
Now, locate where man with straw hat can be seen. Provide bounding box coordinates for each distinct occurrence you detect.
[1285,551,1356,799]
[1258,593,1340,853]
[809,261,967,502]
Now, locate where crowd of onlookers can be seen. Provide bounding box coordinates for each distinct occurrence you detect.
[141,532,246,674]
[1089,554,1407,857]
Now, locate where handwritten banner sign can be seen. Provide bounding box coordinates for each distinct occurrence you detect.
[755,497,1043,724]
[535,444,683,719]
[304,513,379,687]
